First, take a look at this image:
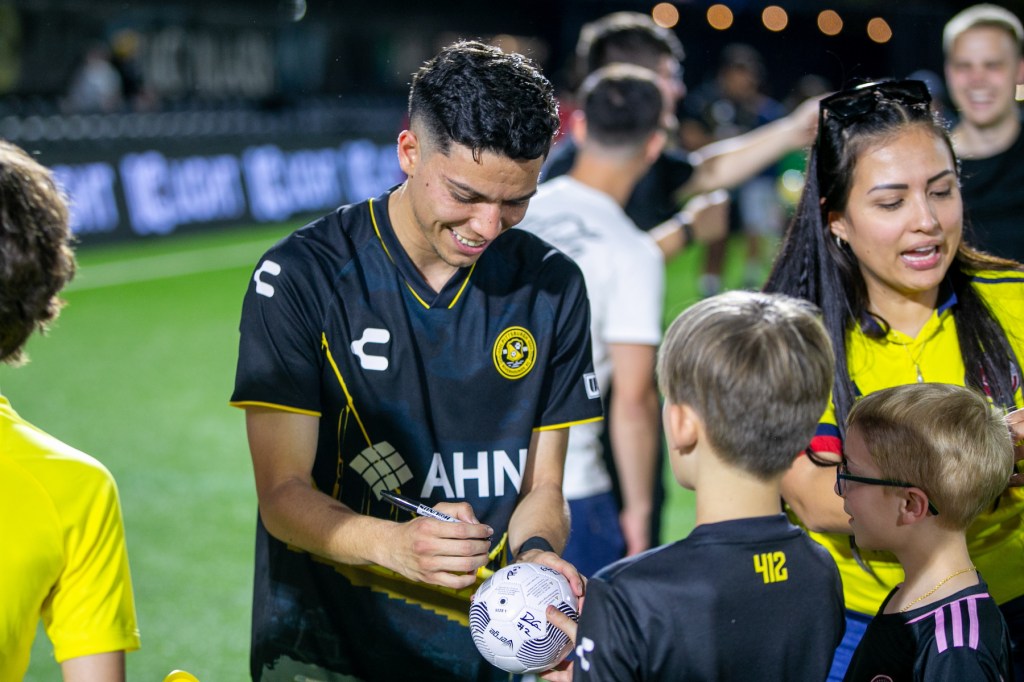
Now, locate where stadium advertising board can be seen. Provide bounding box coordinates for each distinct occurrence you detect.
[24,132,403,246]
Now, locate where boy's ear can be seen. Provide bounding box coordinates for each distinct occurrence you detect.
[665,403,700,452]
[897,487,933,526]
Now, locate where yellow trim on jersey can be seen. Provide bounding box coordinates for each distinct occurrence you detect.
[228,400,321,417]
[367,196,476,310]
[535,416,603,432]
[322,333,374,449]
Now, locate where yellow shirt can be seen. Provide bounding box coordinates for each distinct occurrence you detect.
[810,271,1024,615]
[0,395,139,678]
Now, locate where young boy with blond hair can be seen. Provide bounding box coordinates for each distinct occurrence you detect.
[840,383,1015,680]
[542,290,845,681]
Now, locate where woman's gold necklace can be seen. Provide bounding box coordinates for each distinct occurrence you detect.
[898,341,925,383]
[899,566,976,613]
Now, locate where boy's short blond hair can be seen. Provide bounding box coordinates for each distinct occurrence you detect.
[847,383,1014,529]
[657,291,834,479]
[943,4,1024,56]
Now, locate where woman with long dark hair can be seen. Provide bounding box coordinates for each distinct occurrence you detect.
[764,80,1024,680]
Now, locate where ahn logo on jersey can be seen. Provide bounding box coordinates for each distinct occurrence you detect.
[493,326,536,380]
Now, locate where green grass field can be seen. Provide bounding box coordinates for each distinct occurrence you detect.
[6,221,760,680]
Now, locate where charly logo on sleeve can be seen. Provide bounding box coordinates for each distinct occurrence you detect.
[493,326,536,380]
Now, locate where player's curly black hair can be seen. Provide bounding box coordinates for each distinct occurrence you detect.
[408,40,560,161]
[0,140,76,365]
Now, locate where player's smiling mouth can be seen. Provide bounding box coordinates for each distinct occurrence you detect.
[453,231,486,248]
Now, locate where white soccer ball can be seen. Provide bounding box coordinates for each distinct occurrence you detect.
[469,562,579,674]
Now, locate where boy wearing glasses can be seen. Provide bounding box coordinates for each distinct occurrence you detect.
[541,291,844,682]
[839,383,1014,681]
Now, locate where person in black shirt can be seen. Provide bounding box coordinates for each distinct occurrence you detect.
[232,41,602,682]
[839,384,1014,681]
[541,291,845,682]
[944,4,1024,261]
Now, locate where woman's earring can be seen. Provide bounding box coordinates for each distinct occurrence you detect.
[835,235,846,250]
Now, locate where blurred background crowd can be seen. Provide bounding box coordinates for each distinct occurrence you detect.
[0,0,1012,257]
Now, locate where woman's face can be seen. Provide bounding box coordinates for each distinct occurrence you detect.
[829,126,962,310]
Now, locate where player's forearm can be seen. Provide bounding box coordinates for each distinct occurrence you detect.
[258,477,390,566]
[509,481,570,557]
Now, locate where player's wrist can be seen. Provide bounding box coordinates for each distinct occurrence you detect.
[515,535,555,560]
[674,209,695,246]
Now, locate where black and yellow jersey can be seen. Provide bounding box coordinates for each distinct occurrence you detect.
[575,514,844,681]
[231,187,602,681]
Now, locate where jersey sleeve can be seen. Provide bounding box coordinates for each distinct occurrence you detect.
[536,257,603,429]
[919,640,1008,681]
[573,577,643,681]
[230,240,327,415]
[810,392,841,455]
[43,458,139,662]
[605,235,664,347]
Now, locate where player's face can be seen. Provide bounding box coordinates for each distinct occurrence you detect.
[835,427,895,551]
[396,129,543,274]
[829,126,962,313]
[945,26,1024,130]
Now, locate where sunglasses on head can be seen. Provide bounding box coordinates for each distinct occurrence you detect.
[819,79,932,124]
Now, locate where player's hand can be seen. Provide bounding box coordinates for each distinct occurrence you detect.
[517,549,586,599]
[1006,408,1024,487]
[383,501,493,589]
[619,507,651,557]
[539,601,583,682]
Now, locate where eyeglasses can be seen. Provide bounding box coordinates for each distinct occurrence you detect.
[819,79,932,125]
[835,462,940,515]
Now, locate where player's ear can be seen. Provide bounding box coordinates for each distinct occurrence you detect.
[397,129,421,176]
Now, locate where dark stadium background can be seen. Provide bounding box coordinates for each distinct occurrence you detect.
[2,0,1016,248]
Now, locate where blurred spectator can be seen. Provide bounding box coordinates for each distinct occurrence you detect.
[680,43,788,294]
[64,42,123,114]
[943,3,1024,261]
[111,29,159,112]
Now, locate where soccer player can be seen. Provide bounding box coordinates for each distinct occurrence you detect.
[542,291,845,681]
[944,4,1024,261]
[0,140,140,680]
[518,64,666,572]
[230,41,602,681]
[840,383,1014,681]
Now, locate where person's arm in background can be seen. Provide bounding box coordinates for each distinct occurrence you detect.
[650,189,730,261]
[245,407,494,590]
[509,428,585,597]
[607,343,660,555]
[679,96,819,198]
[61,652,125,682]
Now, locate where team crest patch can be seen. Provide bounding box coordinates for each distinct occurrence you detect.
[493,326,536,380]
